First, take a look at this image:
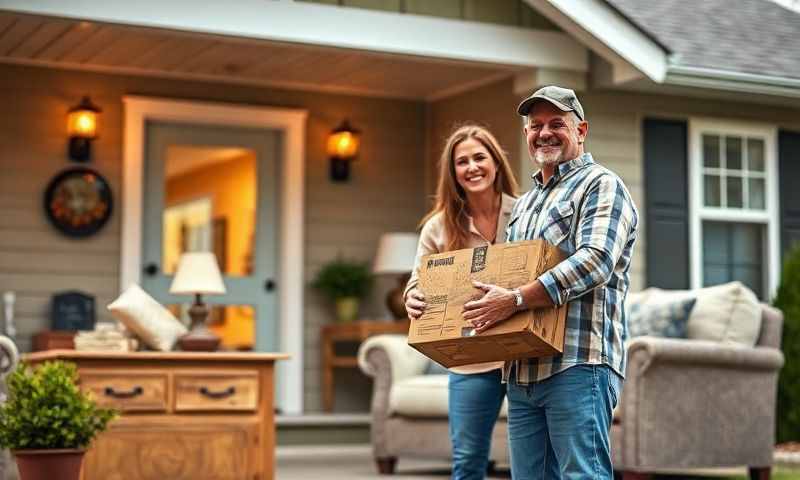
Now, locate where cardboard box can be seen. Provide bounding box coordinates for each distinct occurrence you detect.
[407,239,568,368]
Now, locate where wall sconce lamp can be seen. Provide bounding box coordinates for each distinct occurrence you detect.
[67,96,101,162]
[327,119,360,182]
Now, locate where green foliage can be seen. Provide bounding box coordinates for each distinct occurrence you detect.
[776,245,800,442]
[0,361,117,450]
[312,258,373,301]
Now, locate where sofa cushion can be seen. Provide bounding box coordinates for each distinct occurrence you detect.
[389,374,508,419]
[687,281,762,346]
[626,281,761,347]
[628,298,696,338]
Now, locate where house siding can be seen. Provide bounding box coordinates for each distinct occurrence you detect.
[0,63,427,412]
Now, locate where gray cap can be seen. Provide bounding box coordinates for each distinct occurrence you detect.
[517,85,585,121]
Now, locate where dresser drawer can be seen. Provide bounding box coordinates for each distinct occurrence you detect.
[81,371,168,412]
[174,372,259,412]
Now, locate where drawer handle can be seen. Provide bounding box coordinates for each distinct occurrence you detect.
[104,386,143,399]
[199,386,236,399]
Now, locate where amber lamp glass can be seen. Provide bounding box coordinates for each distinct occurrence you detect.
[327,120,361,182]
[67,96,101,162]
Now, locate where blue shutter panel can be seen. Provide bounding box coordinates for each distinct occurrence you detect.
[643,118,690,289]
[779,129,800,258]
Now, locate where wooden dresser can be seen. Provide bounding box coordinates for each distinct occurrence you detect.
[23,350,289,480]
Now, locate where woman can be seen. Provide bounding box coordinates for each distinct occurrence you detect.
[404,124,519,480]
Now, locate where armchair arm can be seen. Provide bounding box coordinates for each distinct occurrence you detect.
[357,334,429,460]
[358,334,429,383]
[618,337,784,471]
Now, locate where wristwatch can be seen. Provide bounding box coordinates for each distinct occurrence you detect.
[511,288,524,309]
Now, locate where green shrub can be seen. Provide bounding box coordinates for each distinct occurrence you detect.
[0,361,117,450]
[776,245,800,443]
[312,258,373,301]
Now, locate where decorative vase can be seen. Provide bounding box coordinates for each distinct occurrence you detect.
[335,297,360,323]
[13,449,85,480]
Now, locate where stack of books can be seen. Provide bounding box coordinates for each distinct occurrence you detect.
[74,323,137,352]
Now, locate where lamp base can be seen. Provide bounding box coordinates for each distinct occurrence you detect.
[178,332,221,352]
[386,273,411,321]
[177,296,221,352]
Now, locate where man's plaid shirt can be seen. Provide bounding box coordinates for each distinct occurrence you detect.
[504,153,639,384]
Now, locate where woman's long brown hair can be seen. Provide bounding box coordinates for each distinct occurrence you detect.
[420,124,519,251]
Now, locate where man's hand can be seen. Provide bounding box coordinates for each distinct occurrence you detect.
[462,281,517,333]
[405,288,426,320]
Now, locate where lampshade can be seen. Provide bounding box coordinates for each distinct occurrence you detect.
[169,252,227,295]
[373,232,419,274]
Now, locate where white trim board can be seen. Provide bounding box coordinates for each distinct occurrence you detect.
[525,0,668,83]
[0,0,588,72]
[688,117,780,300]
[122,96,307,414]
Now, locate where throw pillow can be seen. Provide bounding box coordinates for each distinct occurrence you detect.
[107,284,188,351]
[687,281,762,346]
[628,297,696,339]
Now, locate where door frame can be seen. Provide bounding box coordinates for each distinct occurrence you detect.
[121,95,307,414]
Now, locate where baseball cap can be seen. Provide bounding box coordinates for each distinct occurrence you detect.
[517,85,585,121]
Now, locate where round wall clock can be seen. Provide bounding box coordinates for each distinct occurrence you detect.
[43,167,113,237]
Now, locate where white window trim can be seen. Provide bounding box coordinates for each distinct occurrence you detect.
[122,96,307,414]
[689,118,780,300]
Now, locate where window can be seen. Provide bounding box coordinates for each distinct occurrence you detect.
[690,120,779,300]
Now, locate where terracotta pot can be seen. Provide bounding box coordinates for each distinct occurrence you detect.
[13,449,84,480]
[335,297,360,323]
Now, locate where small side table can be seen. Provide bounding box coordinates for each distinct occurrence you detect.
[321,320,410,412]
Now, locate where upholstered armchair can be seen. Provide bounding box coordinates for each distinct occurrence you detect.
[0,335,19,480]
[357,334,508,474]
[614,305,784,479]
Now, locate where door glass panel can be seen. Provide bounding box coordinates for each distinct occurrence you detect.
[725,136,742,170]
[703,135,720,168]
[704,174,721,207]
[163,146,257,277]
[167,304,256,351]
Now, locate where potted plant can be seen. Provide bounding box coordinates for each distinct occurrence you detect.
[0,361,117,480]
[312,259,373,322]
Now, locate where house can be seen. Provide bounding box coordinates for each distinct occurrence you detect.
[0,0,798,425]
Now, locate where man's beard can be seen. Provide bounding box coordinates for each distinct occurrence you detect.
[532,147,563,167]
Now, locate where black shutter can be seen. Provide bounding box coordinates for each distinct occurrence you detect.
[780,129,800,258]
[643,118,690,289]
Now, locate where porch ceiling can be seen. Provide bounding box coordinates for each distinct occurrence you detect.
[0,12,522,101]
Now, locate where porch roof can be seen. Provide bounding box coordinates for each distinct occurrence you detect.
[0,1,588,101]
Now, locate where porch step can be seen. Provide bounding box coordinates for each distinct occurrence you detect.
[276,413,371,446]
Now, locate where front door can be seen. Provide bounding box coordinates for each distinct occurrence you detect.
[141,121,280,354]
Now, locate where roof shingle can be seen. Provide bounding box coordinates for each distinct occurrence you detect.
[605,0,800,80]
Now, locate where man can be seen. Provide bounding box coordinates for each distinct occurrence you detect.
[462,85,639,479]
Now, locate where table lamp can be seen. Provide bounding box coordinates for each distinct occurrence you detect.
[373,233,419,320]
[170,252,227,351]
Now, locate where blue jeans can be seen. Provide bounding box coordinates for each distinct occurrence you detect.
[506,365,622,480]
[449,369,506,480]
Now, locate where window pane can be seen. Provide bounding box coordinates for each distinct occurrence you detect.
[727,176,743,208]
[704,175,721,207]
[747,138,765,172]
[749,178,766,210]
[726,136,743,170]
[703,221,729,263]
[703,134,720,168]
[702,221,765,300]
